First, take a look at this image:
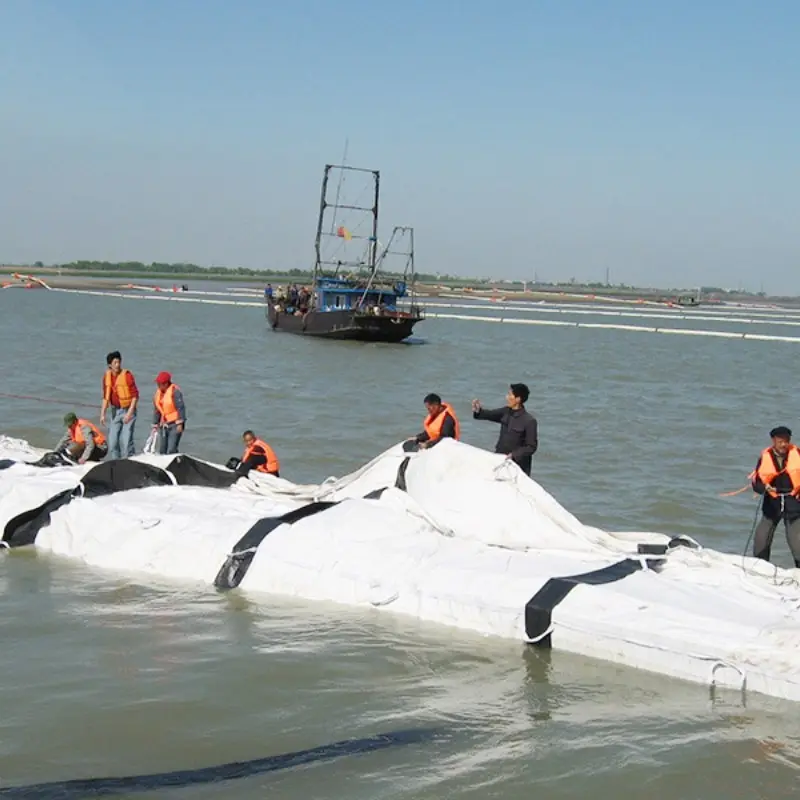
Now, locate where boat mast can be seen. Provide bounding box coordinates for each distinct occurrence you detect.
[370,170,380,273]
[314,165,332,283]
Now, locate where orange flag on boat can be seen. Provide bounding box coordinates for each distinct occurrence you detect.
[336,226,352,241]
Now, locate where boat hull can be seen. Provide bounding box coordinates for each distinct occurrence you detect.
[266,303,421,343]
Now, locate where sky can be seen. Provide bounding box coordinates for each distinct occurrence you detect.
[0,0,798,292]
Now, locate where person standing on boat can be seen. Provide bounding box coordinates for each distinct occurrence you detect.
[750,426,800,568]
[56,412,108,464]
[100,350,139,459]
[471,383,538,476]
[152,372,186,455]
[407,394,460,450]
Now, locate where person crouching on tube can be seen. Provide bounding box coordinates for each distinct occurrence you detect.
[227,431,280,477]
[404,393,460,452]
[750,425,800,568]
[55,412,108,464]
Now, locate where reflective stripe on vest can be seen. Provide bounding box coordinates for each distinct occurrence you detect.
[103,369,133,408]
[243,438,280,474]
[423,402,460,442]
[154,383,181,424]
[72,419,107,447]
[756,445,800,497]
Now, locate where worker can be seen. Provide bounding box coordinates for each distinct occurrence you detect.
[100,350,139,459]
[750,426,800,568]
[233,431,280,477]
[55,412,108,464]
[152,371,186,455]
[406,393,460,451]
[471,383,538,475]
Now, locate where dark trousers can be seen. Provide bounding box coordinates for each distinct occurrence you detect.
[235,457,278,478]
[65,442,108,462]
[753,515,800,567]
[157,424,183,455]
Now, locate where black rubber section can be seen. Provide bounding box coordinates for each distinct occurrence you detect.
[2,488,74,548]
[524,557,664,645]
[363,487,388,500]
[214,501,338,589]
[0,727,440,799]
[395,457,411,491]
[0,459,15,470]
[668,536,698,549]
[81,460,174,497]
[165,455,240,489]
[637,543,667,555]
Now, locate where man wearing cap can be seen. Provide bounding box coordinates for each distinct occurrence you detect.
[55,413,108,464]
[471,383,538,476]
[750,426,800,568]
[152,372,187,455]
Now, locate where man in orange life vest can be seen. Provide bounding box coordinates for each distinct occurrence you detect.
[232,430,280,477]
[750,426,800,568]
[152,371,187,455]
[55,412,108,464]
[405,394,460,452]
[100,350,139,459]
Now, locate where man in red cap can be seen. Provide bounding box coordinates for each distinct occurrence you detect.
[152,371,187,455]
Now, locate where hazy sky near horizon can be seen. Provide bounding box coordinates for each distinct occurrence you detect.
[1,0,798,291]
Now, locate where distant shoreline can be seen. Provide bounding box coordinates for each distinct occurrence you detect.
[3,267,799,308]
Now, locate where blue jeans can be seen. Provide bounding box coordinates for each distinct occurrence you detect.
[107,406,136,459]
[157,423,183,455]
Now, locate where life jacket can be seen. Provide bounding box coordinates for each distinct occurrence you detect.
[154,383,181,424]
[243,438,280,475]
[71,419,107,447]
[423,402,460,442]
[103,369,134,408]
[754,445,800,497]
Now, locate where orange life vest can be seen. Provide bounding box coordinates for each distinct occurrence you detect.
[103,369,134,408]
[423,402,460,442]
[154,383,181,424]
[71,419,107,447]
[755,445,800,497]
[243,438,280,475]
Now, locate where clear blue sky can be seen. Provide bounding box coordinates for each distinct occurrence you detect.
[1,0,798,291]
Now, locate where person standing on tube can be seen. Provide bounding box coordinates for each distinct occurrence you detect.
[472,383,538,476]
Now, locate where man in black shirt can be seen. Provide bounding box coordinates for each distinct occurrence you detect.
[472,383,538,475]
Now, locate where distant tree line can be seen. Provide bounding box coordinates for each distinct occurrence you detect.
[12,261,768,297]
[50,260,465,284]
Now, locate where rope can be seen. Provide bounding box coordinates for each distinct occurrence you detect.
[719,484,752,497]
[0,392,99,409]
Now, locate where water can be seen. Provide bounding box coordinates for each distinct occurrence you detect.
[1,286,800,798]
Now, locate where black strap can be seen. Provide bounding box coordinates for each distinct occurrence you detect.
[395,457,411,491]
[214,501,337,589]
[524,557,664,645]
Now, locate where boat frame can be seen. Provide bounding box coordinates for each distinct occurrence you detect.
[266,164,424,342]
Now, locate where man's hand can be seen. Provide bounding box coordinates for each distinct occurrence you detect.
[176,422,184,433]
[100,413,106,426]
[123,412,134,424]
[471,399,481,413]
[419,441,429,450]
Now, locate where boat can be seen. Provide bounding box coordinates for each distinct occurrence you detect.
[2,434,800,702]
[266,164,424,342]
